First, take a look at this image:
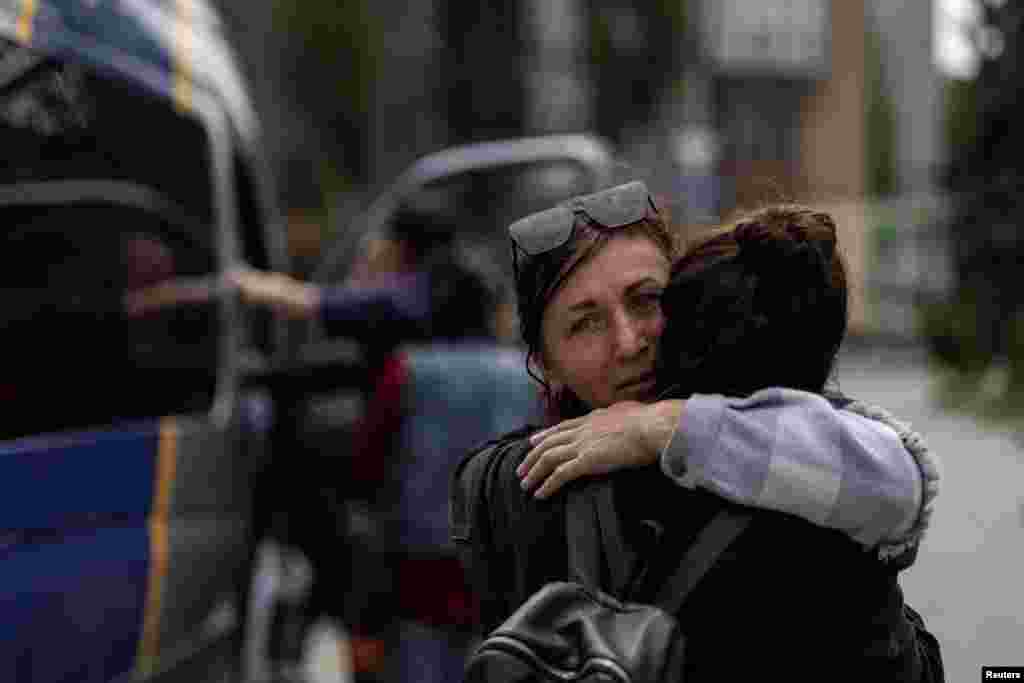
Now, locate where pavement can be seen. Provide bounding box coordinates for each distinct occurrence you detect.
[836,343,1024,683]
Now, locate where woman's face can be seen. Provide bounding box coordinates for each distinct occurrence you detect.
[539,233,670,409]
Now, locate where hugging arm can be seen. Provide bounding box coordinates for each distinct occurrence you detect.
[664,388,939,559]
[521,388,940,560]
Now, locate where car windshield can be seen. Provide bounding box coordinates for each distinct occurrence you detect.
[329,159,597,291]
[1,42,222,439]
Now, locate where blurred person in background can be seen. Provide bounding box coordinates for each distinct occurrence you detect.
[127,200,501,679]
[127,199,499,496]
[126,200,499,493]
[129,201,497,345]
[453,184,942,679]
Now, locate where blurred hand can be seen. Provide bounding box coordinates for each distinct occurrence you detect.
[517,399,684,499]
[123,275,224,317]
[227,267,320,319]
[124,267,321,320]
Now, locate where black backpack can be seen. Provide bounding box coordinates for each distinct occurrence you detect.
[464,479,752,682]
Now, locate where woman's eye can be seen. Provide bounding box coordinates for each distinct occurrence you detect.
[568,315,600,336]
[633,291,663,312]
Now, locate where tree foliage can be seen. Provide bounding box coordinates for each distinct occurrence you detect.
[586,0,691,143]
[865,24,897,197]
[943,77,979,160]
[929,1,1024,388]
[273,0,383,181]
[439,0,526,143]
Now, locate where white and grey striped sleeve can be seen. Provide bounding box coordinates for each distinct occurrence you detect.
[660,388,939,560]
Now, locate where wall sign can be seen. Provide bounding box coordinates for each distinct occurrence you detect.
[702,0,831,78]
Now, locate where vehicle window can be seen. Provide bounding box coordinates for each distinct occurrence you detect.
[320,159,598,296]
[1,205,220,440]
[388,160,596,287]
[415,160,595,244]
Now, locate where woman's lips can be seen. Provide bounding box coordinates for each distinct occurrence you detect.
[617,373,657,392]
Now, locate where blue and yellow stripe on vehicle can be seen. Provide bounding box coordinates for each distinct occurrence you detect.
[15,0,37,43]
[0,421,161,682]
[136,416,180,678]
[0,409,262,681]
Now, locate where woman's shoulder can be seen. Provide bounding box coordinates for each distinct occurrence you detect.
[450,424,541,542]
[454,424,539,484]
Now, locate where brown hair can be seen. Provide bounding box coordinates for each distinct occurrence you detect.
[513,215,676,421]
[655,204,847,398]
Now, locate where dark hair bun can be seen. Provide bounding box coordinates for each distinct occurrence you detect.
[656,204,848,398]
[733,208,836,276]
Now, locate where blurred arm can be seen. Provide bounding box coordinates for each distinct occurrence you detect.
[317,271,431,340]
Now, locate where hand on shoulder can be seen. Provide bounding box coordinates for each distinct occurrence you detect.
[517,400,684,499]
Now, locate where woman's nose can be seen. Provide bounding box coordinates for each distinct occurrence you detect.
[612,312,649,358]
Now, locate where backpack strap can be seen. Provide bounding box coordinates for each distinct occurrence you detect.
[565,479,636,596]
[653,506,753,615]
[567,479,752,613]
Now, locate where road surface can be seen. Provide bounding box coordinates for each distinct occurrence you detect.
[837,344,1024,683]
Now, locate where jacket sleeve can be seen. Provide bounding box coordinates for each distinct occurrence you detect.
[659,387,940,561]
[450,428,539,633]
[317,274,432,341]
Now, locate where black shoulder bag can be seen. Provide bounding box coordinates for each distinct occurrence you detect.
[464,479,752,682]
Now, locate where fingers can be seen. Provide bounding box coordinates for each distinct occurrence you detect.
[529,416,586,446]
[228,269,318,319]
[517,427,578,477]
[230,269,274,303]
[519,442,579,492]
[533,457,587,500]
[229,268,288,302]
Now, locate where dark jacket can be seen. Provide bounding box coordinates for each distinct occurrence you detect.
[451,428,940,681]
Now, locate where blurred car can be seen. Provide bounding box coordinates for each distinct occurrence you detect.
[0,4,620,681]
[0,2,329,681]
[313,133,617,303]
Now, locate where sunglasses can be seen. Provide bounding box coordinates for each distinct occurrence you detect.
[509,180,661,257]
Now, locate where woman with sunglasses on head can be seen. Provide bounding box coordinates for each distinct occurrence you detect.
[451,184,942,680]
